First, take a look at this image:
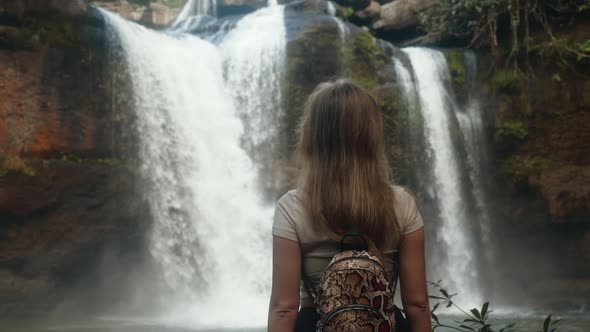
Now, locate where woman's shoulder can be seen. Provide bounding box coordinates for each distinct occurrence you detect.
[390,185,416,201]
[276,188,306,213]
[278,188,304,203]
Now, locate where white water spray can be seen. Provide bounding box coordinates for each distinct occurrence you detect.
[219,3,286,194]
[402,47,482,305]
[101,5,275,328]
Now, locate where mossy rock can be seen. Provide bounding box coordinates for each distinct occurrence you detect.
[443,49,466,86]
[492,69,522,95]
[0,156,37,177]
[337,6,354,20]
[499,156,555,185]
[343,30,388,91]
[23,18,79,48]
[495,120,528,142]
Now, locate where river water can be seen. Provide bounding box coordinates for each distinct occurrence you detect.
[3,314,590,332]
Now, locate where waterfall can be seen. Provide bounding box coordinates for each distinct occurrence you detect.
[171,0,217,29]
[326,1,349,45]
[101,1,284,327]
[398,47,483,305]
[219,2,286,196]
[456,52,493,244]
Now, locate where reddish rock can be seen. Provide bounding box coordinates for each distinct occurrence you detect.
[372,0,434,30]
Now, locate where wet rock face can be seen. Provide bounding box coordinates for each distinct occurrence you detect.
[92,1,181,28]
[0,0,90,20]
[0,0,145,315]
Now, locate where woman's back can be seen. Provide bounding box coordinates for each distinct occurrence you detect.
[272,185,424,301]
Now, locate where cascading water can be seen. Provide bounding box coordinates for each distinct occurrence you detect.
[326,1,349,43]
[398,47,483,305]
[456,52,493,245]
[174,0,217,23]
[219,1,286,196]
[100,1,285,327]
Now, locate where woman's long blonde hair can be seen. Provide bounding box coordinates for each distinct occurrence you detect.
[295,79,400,252]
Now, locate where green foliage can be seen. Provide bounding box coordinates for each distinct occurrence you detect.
[337,5,354,19]
[419,0,507,39]
[429,281,559,332]
[539,315,561,332]
[499,156,553,183]
[495,121,528,141]
[544,0,590,13]
[492,70,522,95]
[419,0,590,72]
[444,49,466,87]
[0,156,37,177]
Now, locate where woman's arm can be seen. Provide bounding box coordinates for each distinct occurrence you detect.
[399,228,431,332]
[268,236,301,332]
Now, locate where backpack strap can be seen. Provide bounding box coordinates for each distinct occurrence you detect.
[339,231,368,252]
[302,231,367,304]
[300,253,318,303]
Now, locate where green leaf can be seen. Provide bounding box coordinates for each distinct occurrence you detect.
[544,315,552,332]
[470,308,482,320]
[432,302,440,313]
[431,312,440,324]
[481,302,489,319]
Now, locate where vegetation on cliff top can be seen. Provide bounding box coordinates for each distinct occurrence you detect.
[419,0,590,76]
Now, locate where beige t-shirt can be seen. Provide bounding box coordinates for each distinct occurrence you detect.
[272,185,424,300]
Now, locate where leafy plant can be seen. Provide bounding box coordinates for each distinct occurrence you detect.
[428,281,559,332]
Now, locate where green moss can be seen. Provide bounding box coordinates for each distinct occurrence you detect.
[23,19,78,48]
[94,158,123,166]
[495,120,528,142]
[492,69,522,95]
[0,156,37,177]
[337,6,354,20]
[59,153,124,166]
[500,156,554,184]
[443,49,466,86]
[343,31,387,91]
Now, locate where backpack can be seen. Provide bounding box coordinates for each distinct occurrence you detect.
[303,232,397,332]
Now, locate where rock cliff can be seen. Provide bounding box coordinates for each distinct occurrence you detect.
[0,0,147,315]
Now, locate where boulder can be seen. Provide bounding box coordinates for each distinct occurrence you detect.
[92,1,181,28]
[353,0,380,22]
[372,0,434,30]
[148,2,180,26]
[331,0,371,11]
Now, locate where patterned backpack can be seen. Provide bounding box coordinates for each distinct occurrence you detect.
[303,232,397,332]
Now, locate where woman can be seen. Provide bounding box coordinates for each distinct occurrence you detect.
[268,79,431,332]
